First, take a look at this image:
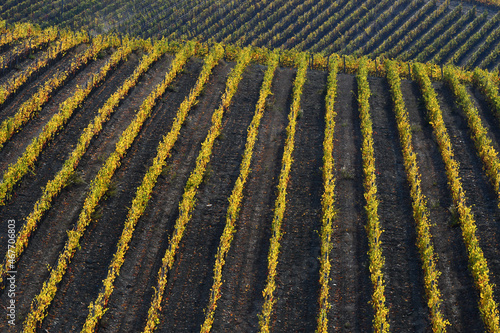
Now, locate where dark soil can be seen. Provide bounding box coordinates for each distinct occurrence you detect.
[0,44,106,175]
[330,73,372,332]
[268,69,326,332]
[401,79,484,332]
[100,59,234,333]
[153,63,265,333]
[37,57,204,332]
[0,43,89,124]
[0,52,498,332]
[0,51,177,332]
[0,42,85,112]
[0,39,45,73]
[212,66,294,333]
[469,85,500,153]
[369,76,429,331]
[0,51,139,256]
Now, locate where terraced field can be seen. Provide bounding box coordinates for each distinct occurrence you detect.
[1,8,500,333]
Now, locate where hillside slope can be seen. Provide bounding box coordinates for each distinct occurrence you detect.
[0,26,500,332]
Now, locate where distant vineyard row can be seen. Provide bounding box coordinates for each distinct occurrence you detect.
[2,20,500,82]
[2,0,500,71]
[3,18,500,332]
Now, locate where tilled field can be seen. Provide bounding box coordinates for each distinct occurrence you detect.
[0,38,500,333]
[4,0,500,70]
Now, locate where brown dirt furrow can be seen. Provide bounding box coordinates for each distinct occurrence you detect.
[468,85,500,153]
[369,76,429,331]
[212,66,294,333]
[0,46,108,174]
[38,58,204,333]
[0,43,15,66]
[155,63,265,332]
[0,44,87,121]
[0,43,29,78]
[0,53,176,332]
[401,79,483,332]
[434,81,500,316]
[331,73,372,332]
[0,39,49,74]
[76,53,175,198]
[1,42,499,331]
[100,60,234,333]
[0,52,140,259]
[270,69,326,332]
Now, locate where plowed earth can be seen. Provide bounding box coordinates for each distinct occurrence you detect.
[0,43,500,332]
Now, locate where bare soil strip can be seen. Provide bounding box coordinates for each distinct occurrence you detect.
[468,85,500,154]
[0,46,105,174]
[330,73,372,332]
[269,69,326,332]
[434,81,500,309]
[0,53,176,332]
[402,79,484,332]
[152,63,265,332]
[38,58,204,332]
[212,66,294,333]
[0,44,87,121]
[99,60,234,333]
[0,53,139,256]
[369,76,430,331]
